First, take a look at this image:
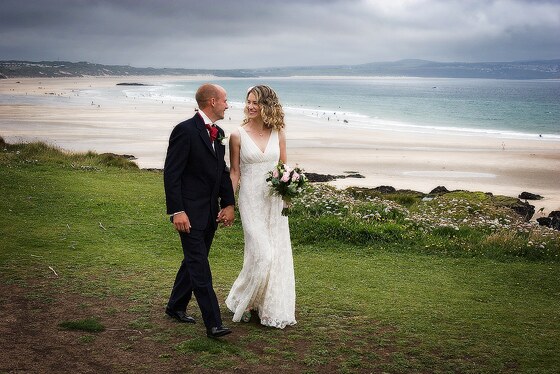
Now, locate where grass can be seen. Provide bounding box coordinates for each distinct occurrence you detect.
[1,137,560,373]
[59,318,106,332]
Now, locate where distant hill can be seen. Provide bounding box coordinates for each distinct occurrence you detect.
[0,60,246,79]
[1,59,559,79]
[248,59,560,79]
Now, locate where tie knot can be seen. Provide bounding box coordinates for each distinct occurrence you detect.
[206,123,218,142]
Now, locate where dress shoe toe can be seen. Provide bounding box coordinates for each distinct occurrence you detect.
[207,326,232,338]
[165,308,196,324]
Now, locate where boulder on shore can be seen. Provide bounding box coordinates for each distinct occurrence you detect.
[537,211,560,230]
[430,186,449,194]
[519,191,544,200]
[305,172,365,183]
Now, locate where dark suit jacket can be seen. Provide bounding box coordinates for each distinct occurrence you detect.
[163,113,235,230]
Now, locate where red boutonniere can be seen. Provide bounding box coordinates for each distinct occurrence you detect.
[205,124,218,142]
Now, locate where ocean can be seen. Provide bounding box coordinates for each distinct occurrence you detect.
[114,77,560,140]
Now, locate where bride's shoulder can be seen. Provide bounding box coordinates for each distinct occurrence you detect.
[230,127,242,140]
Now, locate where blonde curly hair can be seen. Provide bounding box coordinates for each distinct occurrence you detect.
[243,85,285,130]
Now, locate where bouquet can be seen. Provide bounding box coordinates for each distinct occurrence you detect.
[266,162,308,216]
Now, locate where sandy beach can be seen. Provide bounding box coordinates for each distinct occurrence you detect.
[1,76,559,218]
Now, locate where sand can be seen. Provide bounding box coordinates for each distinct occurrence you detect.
[1,76,559,219]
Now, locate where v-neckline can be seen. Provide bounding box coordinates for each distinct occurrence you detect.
[242,126,273,154]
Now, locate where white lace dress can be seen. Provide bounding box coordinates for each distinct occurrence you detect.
[225,127,297,329]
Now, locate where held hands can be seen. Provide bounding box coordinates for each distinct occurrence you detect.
[173,212,191,233]
[173,206,234,232]
[217,205,235,227]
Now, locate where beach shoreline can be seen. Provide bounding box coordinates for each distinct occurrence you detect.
[1,76,559,218]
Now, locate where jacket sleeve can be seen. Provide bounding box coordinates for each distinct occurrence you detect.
[163,123,190,214]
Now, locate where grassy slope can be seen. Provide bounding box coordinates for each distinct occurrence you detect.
[1,140,559,373]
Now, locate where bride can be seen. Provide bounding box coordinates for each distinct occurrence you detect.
[225,85,297,329]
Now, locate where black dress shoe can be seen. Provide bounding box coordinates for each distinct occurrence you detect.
[206,326,232,338]
[165,308,196,324]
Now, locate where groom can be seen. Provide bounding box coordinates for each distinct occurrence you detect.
[163,83,235,338]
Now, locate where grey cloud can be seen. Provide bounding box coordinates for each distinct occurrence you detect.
[0,0,558,68]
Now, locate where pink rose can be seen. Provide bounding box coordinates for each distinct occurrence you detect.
[272,169,279,178]
[291,172,300,182]
[281,171,290,182]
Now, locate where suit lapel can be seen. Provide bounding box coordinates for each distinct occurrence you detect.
[195,114,217,158]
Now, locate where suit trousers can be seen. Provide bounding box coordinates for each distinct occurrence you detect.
[167,220,222,329]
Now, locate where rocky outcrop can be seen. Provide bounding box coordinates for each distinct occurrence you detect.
[373,186,396,194]
[430,186,449,194]
[519,191,543,200]
[305,172,364,182]
[508,201,536,221]
[537,211,560,231]
[116,83,148,86]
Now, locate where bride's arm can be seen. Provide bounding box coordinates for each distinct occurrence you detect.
[279,128,287,164]
[229,130,241,193]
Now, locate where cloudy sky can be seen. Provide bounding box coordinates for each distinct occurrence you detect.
[1,0,559,69]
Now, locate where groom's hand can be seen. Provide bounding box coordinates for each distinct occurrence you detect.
[173,212,191,233]
[217,205,235,227]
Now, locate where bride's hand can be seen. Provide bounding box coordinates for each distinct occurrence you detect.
[217,205,235,227]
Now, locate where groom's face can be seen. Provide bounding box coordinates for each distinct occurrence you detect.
[211,88,229,121]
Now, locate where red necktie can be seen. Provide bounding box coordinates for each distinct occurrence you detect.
[205,124,218,142]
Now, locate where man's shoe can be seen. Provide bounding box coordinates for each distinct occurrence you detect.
[165,308,196,324]
[206,326,232,338]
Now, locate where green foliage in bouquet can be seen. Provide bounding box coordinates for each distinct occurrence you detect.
[266,161,308,215]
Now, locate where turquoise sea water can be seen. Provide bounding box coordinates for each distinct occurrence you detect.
[121,77,560,140]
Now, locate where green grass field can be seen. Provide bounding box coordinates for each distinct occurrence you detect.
[1,138,559,373]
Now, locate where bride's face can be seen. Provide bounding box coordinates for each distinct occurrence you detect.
[246,92,261,120]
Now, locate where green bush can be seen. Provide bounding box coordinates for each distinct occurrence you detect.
[288,183,560,261]
[291,215,405,245]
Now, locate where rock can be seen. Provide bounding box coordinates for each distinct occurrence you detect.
[537,213,560,231]
[548,211,560,230]
[116,83,147,86]
[549,211,560,219]
[492,195,535,221]
[305,172,338,182]
[305,172,365,183]
[430,186,449,194]
[373,186,396,194]
[510,201,535,221]
[518,191,543,200]
[345,173,365,179]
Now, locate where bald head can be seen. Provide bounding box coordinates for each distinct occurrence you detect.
[195,84,228,122]
[196,84,223,109]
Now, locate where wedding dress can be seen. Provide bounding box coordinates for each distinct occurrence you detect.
[225,127,297,329]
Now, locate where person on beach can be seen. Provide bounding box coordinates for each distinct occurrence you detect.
[225,85,297,329]
[163,83,236,338]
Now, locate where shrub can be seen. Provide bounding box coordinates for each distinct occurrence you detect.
[288,183,560,261]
